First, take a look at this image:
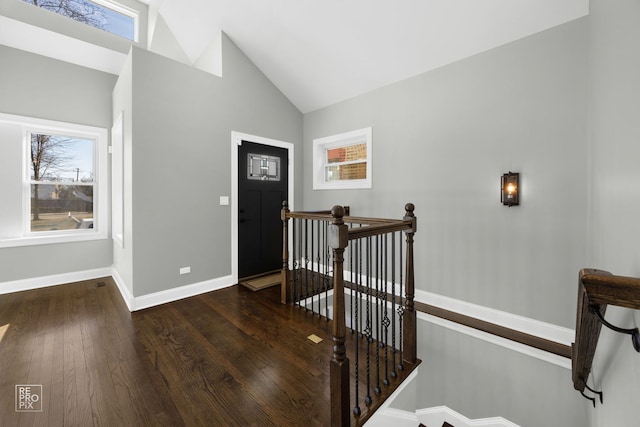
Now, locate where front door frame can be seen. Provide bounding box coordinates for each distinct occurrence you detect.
[231,131,294,284]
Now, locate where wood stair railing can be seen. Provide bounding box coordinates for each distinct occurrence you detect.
[572,268,640,405]
[281,203,419,426]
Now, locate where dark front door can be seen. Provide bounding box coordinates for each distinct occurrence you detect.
[238,141,289,279]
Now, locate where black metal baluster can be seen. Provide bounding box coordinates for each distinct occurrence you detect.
[391,231,397,378]
[353,237,361,416]
[292,217,298,306]
[312,218,317,314]
[298,218,303,307]
[324,219,329,320]
[383,233,390,386]
[349,222,354,332]
[398,234,404,371]
[365,236,373,405]
[316,219,322,318]
[374,235,382,395]
[304,219,309,308]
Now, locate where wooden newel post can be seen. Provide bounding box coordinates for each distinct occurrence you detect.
[281,201,291,304]
[403,203,417,364]
[329,205,350,427]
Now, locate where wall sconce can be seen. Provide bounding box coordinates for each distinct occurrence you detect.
[501,172,519,206]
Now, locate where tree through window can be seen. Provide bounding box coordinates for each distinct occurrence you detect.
[22,0,137,41]
[29,133,95,232]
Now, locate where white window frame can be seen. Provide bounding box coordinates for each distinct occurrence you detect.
[91,0,140,42]
[21,0,140,42]
[111,112,124,247]
[0,113,108,248]
[313,127,372,190]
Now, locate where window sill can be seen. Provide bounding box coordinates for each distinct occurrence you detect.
[0,231,108,248]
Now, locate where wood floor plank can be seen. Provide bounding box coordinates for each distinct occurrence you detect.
[0,277,416,426]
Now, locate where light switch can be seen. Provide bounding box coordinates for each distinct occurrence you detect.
[220,196,229,206]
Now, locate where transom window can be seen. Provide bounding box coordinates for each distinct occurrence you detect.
[22,0,138,41]
[0,113,108,248]
[313,127,372,190]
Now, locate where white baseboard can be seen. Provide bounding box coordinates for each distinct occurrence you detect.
[298,262,574,347]
[0,267,112,295]
[417,406,520,427]
[417,312,571,369]
[129,275,234,311]
[414,289,574,346]
[364,370,419,427]
[0,268,236,313]
[366,372,520,427]
[110,268,134,311]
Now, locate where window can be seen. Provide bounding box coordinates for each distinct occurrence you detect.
[22,0,138,42]
[247,153,281,181]
[313,127,372,190]
[0,113,108,248]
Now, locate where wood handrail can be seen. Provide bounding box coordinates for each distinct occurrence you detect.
[346,220,413,240]
[572,268,640,396]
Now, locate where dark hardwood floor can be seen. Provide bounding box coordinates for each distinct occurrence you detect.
[0,277,417,426]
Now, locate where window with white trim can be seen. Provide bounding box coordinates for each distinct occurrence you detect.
[313,127,372,190]
[0,113,108,247]
[22,0,139,42]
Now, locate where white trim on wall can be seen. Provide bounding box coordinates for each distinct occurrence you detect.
[0,267,112,295]
[230,131,295,284]
[417,312,571,369]
[417,406,520,427]
[128,275,234,311]
[414,289,574,346]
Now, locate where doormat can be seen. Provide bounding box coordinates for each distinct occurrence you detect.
[240,273,281,292]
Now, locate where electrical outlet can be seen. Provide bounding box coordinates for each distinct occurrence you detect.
[179,266,191,275]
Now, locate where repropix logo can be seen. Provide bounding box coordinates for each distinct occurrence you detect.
[15,385,42,412]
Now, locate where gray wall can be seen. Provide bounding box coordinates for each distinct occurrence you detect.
[303,17,590,426]
[0,44,116,282]
[112,50,134,295]
[587,1,640,426]
[417,320,588,426]
[303,18,588,329]
[123,34,302,297]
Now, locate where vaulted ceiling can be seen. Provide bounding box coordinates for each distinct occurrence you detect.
[149,0,588,112]
[2,0,590,113]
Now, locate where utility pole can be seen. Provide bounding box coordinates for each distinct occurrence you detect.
[75,168,80,182]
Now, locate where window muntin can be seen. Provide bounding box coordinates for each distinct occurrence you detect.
[28,133,95,233]
[0,113,107,248]
[313,127,372,190]
[247,153,281,181]
[22,0,138,41]
[325,143,368,182]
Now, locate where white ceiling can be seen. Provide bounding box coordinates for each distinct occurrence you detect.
[2,0,590,113]
[152,0,589,113]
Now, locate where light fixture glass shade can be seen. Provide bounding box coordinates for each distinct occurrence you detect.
[501,172,519,206]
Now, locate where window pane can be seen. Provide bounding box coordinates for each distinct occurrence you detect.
[30,184,93,231]
[325,162,367,182]
[248,153,281,181]
[29,133,94,232]
[30,134,94,183]
[326,143,367,164]
[22,0,136,41]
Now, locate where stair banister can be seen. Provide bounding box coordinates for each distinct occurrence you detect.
[572,268,640,405]
[329,205,350,426]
